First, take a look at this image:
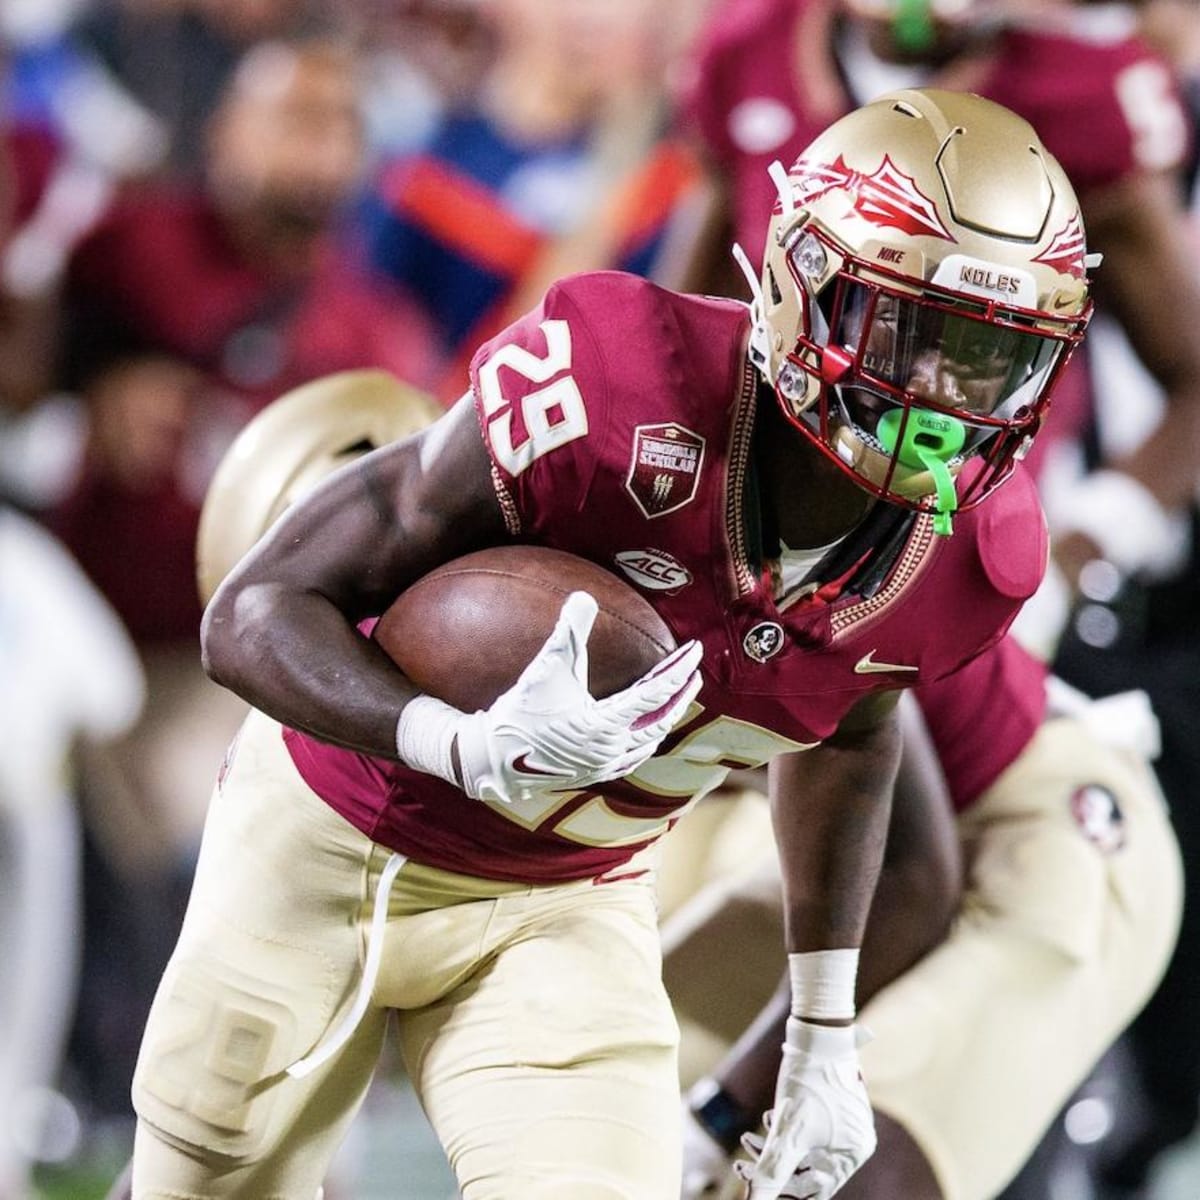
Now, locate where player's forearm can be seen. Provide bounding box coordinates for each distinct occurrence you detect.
[768,715,900,956]
[201,581,420,758]
[697,708,951,1132]
[202,400,505,757]
[200,438,438,758]
[856,700,961,998]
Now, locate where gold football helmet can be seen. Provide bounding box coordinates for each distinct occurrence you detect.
[744,88,1092,534]
[196,370,441,604]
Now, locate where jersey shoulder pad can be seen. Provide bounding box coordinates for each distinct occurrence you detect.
[971,464,1048,602]
[470,271,674,441]
[469,272,748,533]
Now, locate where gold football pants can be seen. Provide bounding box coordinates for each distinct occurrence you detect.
[131,708,680,1199]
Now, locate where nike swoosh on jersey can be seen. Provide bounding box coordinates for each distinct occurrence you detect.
[854,651,920,675]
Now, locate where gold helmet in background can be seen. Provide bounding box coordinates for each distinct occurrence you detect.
[747,87,1092,534]
[196,370,441,604]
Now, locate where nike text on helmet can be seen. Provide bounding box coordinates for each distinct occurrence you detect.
[744,88,1093,534]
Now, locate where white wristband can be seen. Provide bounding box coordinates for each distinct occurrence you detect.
[788,949,859,1021]
[395,695,461,787]
[1046,469,1189,580]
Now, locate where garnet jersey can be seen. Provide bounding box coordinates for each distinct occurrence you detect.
[284,271,1045,883]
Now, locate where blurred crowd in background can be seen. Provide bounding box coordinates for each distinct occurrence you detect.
[2,0,1200,1198]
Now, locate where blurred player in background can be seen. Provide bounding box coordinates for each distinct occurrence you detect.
[669,636,1181,1200]
[0,502,144,1198]
[124,89,1090,1198]
[360,0,709,400]
[675,0,1200,606]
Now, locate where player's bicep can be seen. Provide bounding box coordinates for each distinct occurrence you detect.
[220,395,504,619]
[831,688,903,739]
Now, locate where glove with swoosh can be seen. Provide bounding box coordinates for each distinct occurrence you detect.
[735,1019,876,1200]
[397,590,703,804]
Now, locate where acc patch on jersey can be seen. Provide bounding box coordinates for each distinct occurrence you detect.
[626,422,705,518]
[614,548,691,592]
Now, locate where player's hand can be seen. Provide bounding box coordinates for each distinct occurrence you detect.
[453,591,702,804]
[682,1104,734,1199]
[735,1019,876,1200]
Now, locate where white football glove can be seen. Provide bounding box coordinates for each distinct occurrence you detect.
[681,1103,734,1199]
[735,1019,876,1200]
[397,590,703,804]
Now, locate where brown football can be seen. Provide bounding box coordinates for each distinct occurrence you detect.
[373,545,676,711]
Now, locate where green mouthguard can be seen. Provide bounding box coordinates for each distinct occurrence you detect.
[892,0,936,52]
[877,407,965,537]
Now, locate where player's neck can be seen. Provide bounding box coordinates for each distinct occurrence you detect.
[755,402,874,550]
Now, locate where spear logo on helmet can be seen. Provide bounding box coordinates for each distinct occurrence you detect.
[791,154,954,241]
[1033,214,1088,279]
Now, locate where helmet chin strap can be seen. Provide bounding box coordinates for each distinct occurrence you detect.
[736,158,806,382]
[916,447,959,536]
[877,407,965,536]
[732,241,773,380]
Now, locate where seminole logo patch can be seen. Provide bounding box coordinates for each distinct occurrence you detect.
[743,621,785,663]
[1070,784,1126,855]
[626,423,706,518]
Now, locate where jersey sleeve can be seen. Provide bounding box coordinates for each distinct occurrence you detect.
[469,276,611,536]
[915,635,1048,811]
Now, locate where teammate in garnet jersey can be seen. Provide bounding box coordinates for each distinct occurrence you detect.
[669,634,1181,1200]
[127,90,1090,1200]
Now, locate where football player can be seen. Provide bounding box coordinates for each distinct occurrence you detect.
[676,0,1200,599]
[669,637,1182,1200]
[127,90,1090,1199]
[0,506,145,1199]
[675,3,1200,1194]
